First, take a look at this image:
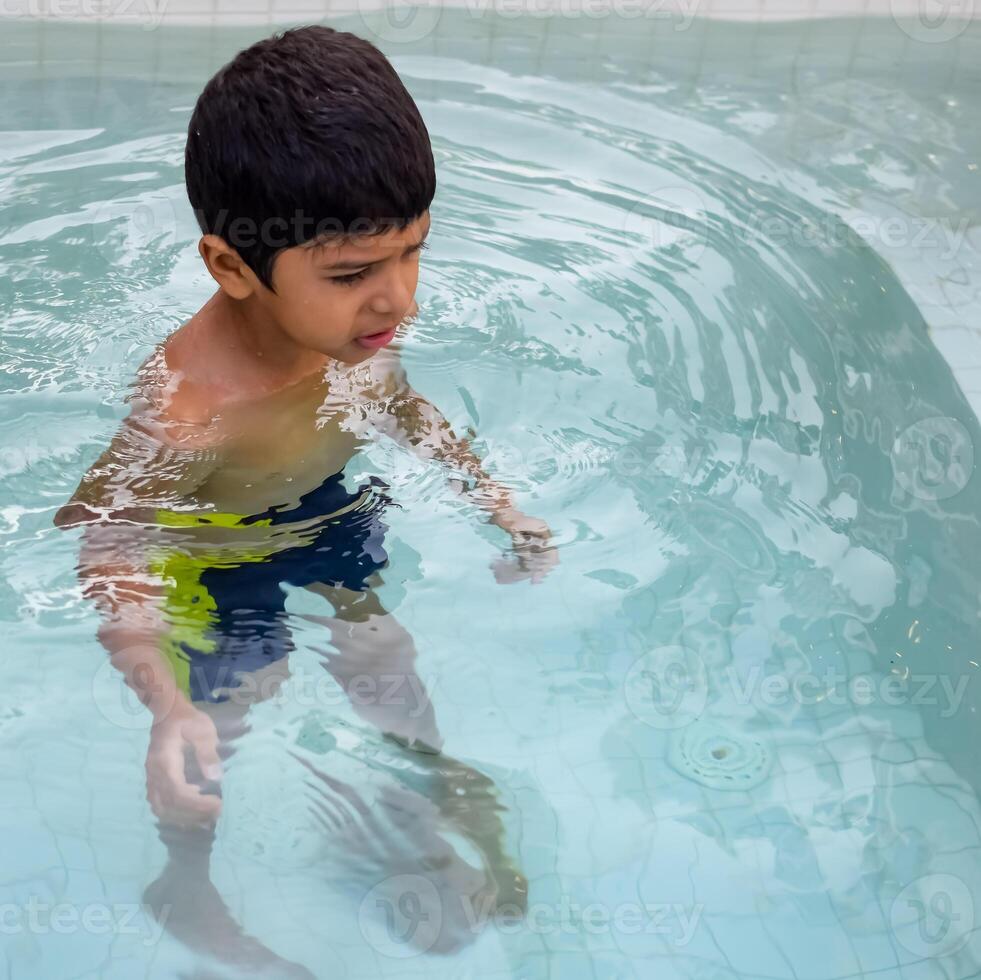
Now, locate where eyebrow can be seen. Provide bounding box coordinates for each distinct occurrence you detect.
[315,224,431,271]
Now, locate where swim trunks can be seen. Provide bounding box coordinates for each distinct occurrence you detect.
[148,470,398,704]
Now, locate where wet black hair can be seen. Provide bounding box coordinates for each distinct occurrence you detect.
[185,24,436,292]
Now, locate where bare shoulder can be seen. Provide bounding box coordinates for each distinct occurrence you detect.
[319,347,409,411]
[362,346,409,399]
[132,342,231,449]
[53,346,230,528]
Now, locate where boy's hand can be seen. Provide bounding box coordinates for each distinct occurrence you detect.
[146,702,223,828]
[487,507,559,585]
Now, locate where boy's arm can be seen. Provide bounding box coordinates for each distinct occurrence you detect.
[56,404,227,825]
[367,359,517,523]
[367,351,559,584]
[396,393,518,521]
[77,518,224,825]
[54,398,223,526]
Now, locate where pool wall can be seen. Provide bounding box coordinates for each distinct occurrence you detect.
[0,0,978,26]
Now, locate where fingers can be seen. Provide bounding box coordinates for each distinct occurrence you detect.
[192,732,223,784]
[490,544,558,585]
[515,540,559,585]
[146,742,222,828]
[147,773,221,822]
[491,512,559,585]
[153,739,189,792]
[147,776,222,828]
[168,782,222,822]
[489,554,527,585]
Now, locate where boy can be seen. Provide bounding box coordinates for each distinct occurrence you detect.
[54,24,555,960]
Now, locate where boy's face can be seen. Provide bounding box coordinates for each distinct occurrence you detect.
[257,210,431,365]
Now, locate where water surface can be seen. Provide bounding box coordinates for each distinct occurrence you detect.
[1,13,980,979]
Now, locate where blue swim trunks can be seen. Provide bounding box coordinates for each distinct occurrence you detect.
[148,470,398,703]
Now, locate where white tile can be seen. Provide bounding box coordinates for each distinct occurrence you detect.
[154,0,215,12]
[217,0,270,13]
[957,366,981,392]
[932,327,981,369]
[271,0,329,12]
[812,0,867,14]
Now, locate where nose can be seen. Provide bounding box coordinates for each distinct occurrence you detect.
[368,267,412,319]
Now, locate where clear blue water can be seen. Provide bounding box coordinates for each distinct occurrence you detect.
[1,13,981,980]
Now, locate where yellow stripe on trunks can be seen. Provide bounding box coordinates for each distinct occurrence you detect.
[146,490,373,697]
[148,508,279,698]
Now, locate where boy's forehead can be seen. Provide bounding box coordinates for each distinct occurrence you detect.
[305,212,430,262]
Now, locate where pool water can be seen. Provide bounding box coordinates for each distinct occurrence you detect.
[1,11,980,980]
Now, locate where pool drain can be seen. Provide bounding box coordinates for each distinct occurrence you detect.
[668,720,773,791]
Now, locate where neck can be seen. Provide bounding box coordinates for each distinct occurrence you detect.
[208,290,333,390]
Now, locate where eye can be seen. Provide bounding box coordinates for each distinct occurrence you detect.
[331,268,370,286]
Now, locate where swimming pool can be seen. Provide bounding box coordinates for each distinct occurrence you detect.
[1,9,980,978]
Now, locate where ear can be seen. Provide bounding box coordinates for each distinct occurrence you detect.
[198,234,260,299]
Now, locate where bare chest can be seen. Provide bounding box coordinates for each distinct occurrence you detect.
[192,360,397,516]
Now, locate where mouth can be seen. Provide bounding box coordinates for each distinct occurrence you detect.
[355,326,398,350]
